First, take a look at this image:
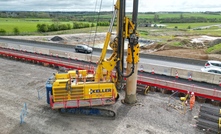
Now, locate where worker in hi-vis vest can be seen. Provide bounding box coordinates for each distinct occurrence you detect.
[189,92,195,110]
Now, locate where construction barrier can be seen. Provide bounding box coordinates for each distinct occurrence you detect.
[49,50,68,57]
[20,103,28,124]
[37,88,45,100]
[139,63,171,76]
[34,48,49,55]
[1,46,221,88]
[20,45,34,53]
[137,75,221,101]
[0,43,8,48]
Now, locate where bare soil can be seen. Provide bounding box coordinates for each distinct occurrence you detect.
[0,58,205,134]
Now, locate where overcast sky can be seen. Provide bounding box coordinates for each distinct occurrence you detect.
[0,0,221,12]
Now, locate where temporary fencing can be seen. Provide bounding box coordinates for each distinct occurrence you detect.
[20,103,28,124]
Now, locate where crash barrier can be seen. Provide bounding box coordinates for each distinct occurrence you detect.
[170,68,221,85]
[137,75,221,101]
[0,46,221,85]
[1,48,221,101]
[20,103,28,124]
[139,63,172,76]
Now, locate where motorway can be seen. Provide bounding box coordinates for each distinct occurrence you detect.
[0,38,204,71]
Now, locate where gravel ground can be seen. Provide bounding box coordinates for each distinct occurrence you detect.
[0,58,205,134]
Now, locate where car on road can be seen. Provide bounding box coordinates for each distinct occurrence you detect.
[201,67,221,75]
[75,45,93,54]
[204,60,221,68]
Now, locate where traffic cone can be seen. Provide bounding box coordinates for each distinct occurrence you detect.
[175,71,179,79]
[151,68,155,74]
[140,65,144,72]
[92,66,95,74]
[188,75,192,81]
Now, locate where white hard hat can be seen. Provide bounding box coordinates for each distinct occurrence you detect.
[191,92,194,95]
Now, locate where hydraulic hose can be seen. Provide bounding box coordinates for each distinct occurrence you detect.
[116,43,135,78]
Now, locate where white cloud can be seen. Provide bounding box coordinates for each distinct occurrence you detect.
[0,0,221,12]
[138,0,221,12]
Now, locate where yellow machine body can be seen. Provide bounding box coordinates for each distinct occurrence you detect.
[52,70,118,103]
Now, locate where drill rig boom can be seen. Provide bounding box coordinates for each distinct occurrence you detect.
[45,0,140,118]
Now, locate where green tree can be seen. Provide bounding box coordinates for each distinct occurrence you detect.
[58,24,68,30]
[97,21,109,26]
[91,23,95,27]
[187,25,191,29]
[67,24,71,30]
[13,27,20,35]
[73,22,79,29]
[180,14,184,19]
[49,24,59,31]
[153,14,159,22]
[73,22,91,29]
[0,29,6,35]
[41,24,48,32]
[36,24,49,32]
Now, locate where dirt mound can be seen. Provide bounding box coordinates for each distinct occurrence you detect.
[51,36,64,41]
[153,49,208,60]
[141,43,186,51]
[209,39,221,47]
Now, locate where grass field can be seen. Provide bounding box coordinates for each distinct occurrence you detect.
[93,12,221,19]
[138,12,221,19]
[206,43,221,53]
[81,12,221,19]
[0,18,72,33]
[164,23,220,29]
[0,15,221,36]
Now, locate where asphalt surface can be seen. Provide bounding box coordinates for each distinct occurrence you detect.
[0,38,203,71]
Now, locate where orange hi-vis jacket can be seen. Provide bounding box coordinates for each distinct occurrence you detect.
[189,95,195,110]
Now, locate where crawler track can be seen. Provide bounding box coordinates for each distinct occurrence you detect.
[58,105,117,119]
